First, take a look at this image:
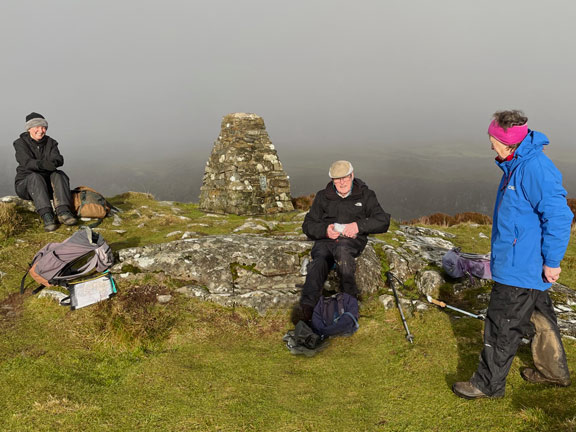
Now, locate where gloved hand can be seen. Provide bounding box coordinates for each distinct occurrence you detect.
[38,160,57,171]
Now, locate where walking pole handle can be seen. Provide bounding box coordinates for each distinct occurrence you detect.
[429,297,446,308]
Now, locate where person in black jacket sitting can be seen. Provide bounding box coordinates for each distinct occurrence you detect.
[295,160,391,323]
[13,112,77,231]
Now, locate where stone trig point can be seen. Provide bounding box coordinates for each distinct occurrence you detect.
[199,113,294,215]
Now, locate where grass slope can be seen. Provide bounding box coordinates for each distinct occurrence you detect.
[0,194,575,431]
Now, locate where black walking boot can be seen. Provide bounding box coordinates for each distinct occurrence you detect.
[58,210,78,226]
[452,381,500,400]
[290,303,315,326]
[42,212,59,232]
[521,368,571,387]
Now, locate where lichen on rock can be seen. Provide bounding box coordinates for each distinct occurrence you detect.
[113,235,383,313]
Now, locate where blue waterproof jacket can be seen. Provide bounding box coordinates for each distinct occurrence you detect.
[491,130,573,290]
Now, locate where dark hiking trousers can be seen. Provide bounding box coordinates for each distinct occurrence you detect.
[15,170,73,214]
[300,237,363,307]
[470,282,570,397]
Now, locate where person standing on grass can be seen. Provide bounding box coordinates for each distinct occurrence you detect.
[13,112,78,232]
[453,110,574,400]
[292,160,390,324]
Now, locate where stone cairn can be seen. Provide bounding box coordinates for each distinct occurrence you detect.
[199,113,294,215]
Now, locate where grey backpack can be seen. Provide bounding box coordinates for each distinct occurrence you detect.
[20,227,115,307]
[442,248,492,280]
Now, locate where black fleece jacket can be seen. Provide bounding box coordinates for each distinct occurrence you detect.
[13,132,64,185]
[302,178,390,250]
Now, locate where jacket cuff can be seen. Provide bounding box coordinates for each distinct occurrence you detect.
[544,259,561,268]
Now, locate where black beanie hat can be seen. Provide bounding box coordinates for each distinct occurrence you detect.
[26,112,45,122]
[25,112,48,131]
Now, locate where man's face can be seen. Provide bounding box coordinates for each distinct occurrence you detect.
[29,126,47,141]
[333,173,354,195]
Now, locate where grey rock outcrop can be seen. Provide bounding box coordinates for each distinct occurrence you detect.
[114,235,383,314]
[0,196,35,213]
[378,294,428,313]
[38,289,68,302]
[377,226,456,284]
[199,113,294,215]
[380,225,576,338]
[415,270,445,298]
[549,283,576,339]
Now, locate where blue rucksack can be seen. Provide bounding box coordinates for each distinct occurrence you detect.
[312,292,360,337]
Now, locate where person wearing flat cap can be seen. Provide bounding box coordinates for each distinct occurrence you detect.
[294,160,391,323]
[13,112,77,231]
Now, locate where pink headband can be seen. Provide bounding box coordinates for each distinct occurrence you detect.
[488,119,528,146]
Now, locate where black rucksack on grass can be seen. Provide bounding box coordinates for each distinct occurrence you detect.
[312,292,360,337]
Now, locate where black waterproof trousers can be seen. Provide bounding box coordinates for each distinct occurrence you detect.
[300,237,363,307]
[470,282,570,397]
[15,170,73,215]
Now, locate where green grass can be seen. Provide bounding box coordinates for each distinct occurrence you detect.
[1,294,575,431]
[1,194,575,431]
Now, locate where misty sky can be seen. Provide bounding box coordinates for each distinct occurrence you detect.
[1,1,575,218]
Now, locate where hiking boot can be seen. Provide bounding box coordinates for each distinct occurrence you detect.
[452,381,499,400]
[290,303,315,326]
[41,212,59,232]
[301,303,314,322]
[58,210,78,226]
[290,302,315,326]
[520,368,571,387]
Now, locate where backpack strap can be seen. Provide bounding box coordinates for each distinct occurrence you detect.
[334,311,360,330]
[337,293,345,316]
[20,267,30,294]
[32,285,46,294]
[87,218,104,229]
[333,293,360,329]
[20,263,44,295]
[77,190,87,215]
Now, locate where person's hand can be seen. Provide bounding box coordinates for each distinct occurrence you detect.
[342,222,359,238]
[38,160,56,171]
[327,224,340,239]
[543,265,561,283]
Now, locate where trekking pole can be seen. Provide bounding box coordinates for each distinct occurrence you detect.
[426,295,485,320]
[386,272,414,344]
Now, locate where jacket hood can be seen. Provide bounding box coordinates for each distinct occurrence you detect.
[515,130,549,159]
[496,130,548,173]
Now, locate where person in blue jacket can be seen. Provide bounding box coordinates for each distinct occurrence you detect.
[453,110,574,399]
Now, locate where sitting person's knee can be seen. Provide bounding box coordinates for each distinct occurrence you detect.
[26,172,45,182]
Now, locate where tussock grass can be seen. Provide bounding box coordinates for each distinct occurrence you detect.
[404,211,492,227]
[88,282,182,348]
[0,203,23,240]
[291,193,315,210]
